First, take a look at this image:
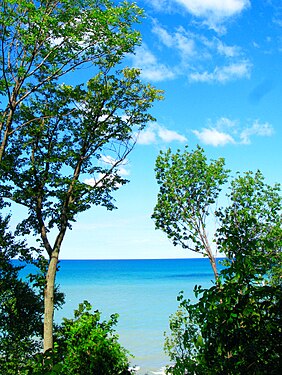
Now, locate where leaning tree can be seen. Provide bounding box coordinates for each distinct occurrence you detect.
[152,146,229,279]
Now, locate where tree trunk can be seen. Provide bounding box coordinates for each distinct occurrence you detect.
[201,226,218,280]
[0,109,13,163]
[210,255,218,280]
[43,250,59,353]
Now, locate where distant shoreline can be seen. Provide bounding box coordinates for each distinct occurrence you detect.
[57,257,226,261]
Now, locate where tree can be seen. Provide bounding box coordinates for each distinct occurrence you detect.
[0,0,144,161]
[165,171,282,374]
[152,146,229,279]
[0,209,64,374]
[0,0,162,353]
[0,214,42,374]
[25,302,133,375]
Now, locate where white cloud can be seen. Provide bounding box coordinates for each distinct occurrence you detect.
[84,177,96,187]
[148,0,172,12]
[152,23,195,60]
[148,0,250,32]
[152,24,174,47]
[216,40,241,57]
[141,65,175,82]
[83,155,130,187]
[99,155,129,175]
[117,166,130,176]
[84,173,118,188]
[131,44,175,82]
[148,20,251,84]
[137,123,187,145]
[100,155,116,165]
[174,0,250,28]
[137,128,157,145]
[215,117,237,129]
[134,44,157,66]
[240,121,274,144]
[190,61,252,83]
[193,128,235,146]
[158,126,188,143]
[193,117,274,147]
[84,168,128,188]
[175,0,249,17]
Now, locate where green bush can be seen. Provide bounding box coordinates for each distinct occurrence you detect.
[165,171,282,375]
[52,301,133,375]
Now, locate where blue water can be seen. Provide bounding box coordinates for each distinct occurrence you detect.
[18,258,221,374]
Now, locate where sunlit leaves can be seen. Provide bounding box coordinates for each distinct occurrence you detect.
[165,171,282,374]
[152,145,229,277]
[52,301,132,375]
[4,67,162,241]
[0,0,145,160]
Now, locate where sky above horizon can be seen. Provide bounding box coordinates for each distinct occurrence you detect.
[15,0,282,260]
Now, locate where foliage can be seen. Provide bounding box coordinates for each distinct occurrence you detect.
[6,69,161,238]
[0,194,65,373]
[1,300,131,375]
[152,145,229,278]
[0,211,63,374]
[164,171,282,375]
[52,301,132,375]
[0,215,41,373]
[0,0,162,352]
[0,0,145,160]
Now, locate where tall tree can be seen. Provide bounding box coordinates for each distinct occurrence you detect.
[165,171,282,374]
[152,146,229,279]
[0,0,162,352]
[0,0,144,161]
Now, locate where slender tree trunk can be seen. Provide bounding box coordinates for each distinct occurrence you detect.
[44,250,59,353]
[0,109,13,162]
[209,255,218,280]
[201,225,218,280]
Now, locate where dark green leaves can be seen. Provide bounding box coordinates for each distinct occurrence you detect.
[164,170,282,374]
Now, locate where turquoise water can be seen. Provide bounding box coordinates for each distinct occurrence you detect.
[17,258,221,374]
[53,259,219,374]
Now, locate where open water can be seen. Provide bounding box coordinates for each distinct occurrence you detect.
[51,258,220,374]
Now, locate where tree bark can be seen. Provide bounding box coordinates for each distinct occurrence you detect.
[200,223,218,280]
[43,250,59,353]
[209,255,218,280]
[0,108,13,162]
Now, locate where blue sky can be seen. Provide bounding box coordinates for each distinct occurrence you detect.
[59,0,282,259]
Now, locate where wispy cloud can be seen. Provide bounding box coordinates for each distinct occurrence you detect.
[147,0,250,31]
[137,123,187,145]
[152,23,195,60]
[189,61,252,83]
[131,44,175,82]
[240,121,274,144]
[134,22,252,84]
[216,40,241,57]
[193,117,274,146]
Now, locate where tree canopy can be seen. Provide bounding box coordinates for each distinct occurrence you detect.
[0,0,162,354]
[165,170,282,374]
[0,0,144,160]
[152,146,229,278]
